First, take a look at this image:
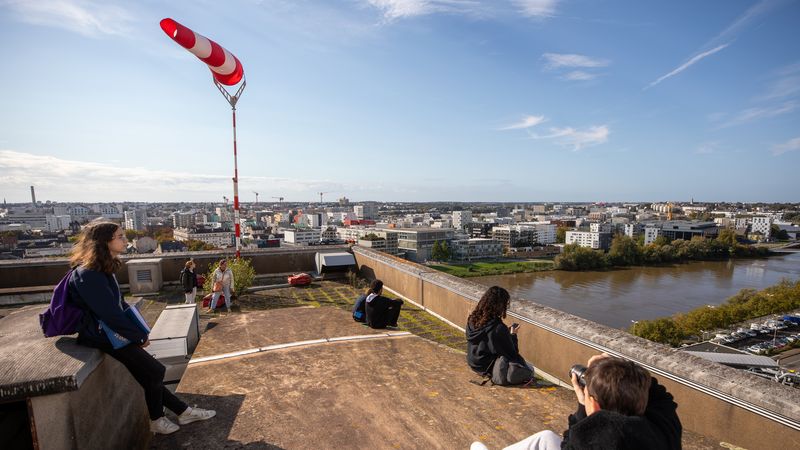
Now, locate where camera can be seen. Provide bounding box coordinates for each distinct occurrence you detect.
[570,364,588,387]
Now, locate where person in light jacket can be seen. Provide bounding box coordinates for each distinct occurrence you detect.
[180,259,198,304]
[209,259,235,313]
[68,222,215,435]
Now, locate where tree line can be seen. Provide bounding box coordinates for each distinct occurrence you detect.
[631,279,800,346]
[555,229,770,271]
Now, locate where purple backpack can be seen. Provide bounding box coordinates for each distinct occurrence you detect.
[39,269,84,337]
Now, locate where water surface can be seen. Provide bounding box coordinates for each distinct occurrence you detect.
[475,252,800,329]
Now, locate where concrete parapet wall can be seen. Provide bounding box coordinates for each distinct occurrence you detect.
[352,246,800,450]
[0,246,348,290]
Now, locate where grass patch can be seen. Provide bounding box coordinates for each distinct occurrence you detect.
[429,260,554,278]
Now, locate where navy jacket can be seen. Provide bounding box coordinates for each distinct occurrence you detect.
[466,317,525,374]
[69,266,148,348]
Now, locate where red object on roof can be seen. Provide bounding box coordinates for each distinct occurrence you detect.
[288,273,312,286]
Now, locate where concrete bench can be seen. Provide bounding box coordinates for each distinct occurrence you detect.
[146,304,200,384]
[0,305,150,450]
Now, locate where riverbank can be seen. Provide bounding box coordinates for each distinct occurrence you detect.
[428,260,554,277]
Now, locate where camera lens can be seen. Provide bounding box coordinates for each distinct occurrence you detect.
[570,364,588,387]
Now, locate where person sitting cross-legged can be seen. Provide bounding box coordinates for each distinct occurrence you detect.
[471,353,682,450]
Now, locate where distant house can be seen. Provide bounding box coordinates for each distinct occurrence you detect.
[157,240,188,253]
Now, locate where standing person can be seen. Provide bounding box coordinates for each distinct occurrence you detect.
[68,222,215,435]
[364,280,404,329]
[209,259,234,313]
[466,286,534,385]
[180,260,198,304]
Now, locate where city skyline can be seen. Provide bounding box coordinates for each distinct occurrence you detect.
[1,0,799,203]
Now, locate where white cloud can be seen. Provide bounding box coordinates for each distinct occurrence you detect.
[3,0,135,37]
[528,125,610,151]
[704,0,787,49]
[773,137,800,156]
[542,53,610,70]
[757,63,800,101]
[696,142,718,154]
[365,0,485,21]
[498,115,546,130]
[512,0,560,18]
[563,70,596,81]
[0,150,336,201]
[646,44,729,89]
[720,101,797,128]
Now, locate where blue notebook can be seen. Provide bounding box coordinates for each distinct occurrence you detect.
[99,307,151,350]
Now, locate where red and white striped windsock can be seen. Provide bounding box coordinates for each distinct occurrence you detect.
[160,18,244,86]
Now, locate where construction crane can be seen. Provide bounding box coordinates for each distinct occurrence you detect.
[318,192,330,204]
[252,191,259,204]
[271,196,284,205]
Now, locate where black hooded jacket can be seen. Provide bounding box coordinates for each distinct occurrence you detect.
[561,377,682,450]
[465,317,525,374]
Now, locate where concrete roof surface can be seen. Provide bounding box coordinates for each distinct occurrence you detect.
[152,304,719,449]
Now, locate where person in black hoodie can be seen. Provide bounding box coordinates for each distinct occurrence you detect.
[470,354,682,450]
[68,222,216,435]
[466,286,532,382]
[364,279,404,329]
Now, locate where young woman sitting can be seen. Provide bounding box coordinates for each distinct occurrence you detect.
[364,280,404,329]
[466,286,534,386]
[68,222,216,435]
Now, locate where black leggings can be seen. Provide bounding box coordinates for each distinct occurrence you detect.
[104,343,188,420]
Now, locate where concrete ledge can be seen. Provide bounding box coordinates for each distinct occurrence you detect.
[352,246,800,450]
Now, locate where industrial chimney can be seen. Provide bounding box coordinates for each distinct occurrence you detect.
[30,186,36,205]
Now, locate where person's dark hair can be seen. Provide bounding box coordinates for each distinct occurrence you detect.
[367,279,383,295]
[468,286,510,329]
[585,357,651,416]
[69,221,123,274]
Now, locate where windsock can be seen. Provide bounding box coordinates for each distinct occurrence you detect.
[160,18,244,86]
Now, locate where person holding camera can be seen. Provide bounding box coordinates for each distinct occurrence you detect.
[466,286,534,386]
[472,353,682,449]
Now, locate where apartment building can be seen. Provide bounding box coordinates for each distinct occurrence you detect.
[395,228,454,262]
[565,230,612,250]
[124,209,147,231]
[354,204,379,220]
[452,210,472,230]
[450,238,503,261]
[173,227,234,248]
[492,225,537,250]
[283,228,321,245]
[751,216,773,241]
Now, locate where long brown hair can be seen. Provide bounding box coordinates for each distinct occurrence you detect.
[467,286,510,329]
[364,279,383,295]
[70,222,123,274]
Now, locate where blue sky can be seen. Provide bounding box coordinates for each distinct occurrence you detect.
[1,0,798,203]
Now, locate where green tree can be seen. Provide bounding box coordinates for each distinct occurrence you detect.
[632,318,684,346]
[771,224,790,241]
[607,235,641,266]
[186,239,216,251]
[440,241,451,261]
[555,243,608,270]
[556,227,568,244]
[203,258,256,297]
[717,228,738,247]
[431,241,443,261]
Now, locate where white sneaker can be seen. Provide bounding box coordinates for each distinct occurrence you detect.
[178,406,216,425]
[150,416,180,435]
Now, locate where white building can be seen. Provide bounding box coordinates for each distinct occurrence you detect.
[624,223,644,238]
[171,212,196,229]
[354,204,379,220]
[519,222,557,245]
[452,211,473,230]
[124,209,147,231]
[173,227,234,248]
[45,214,71,232]
[283,228,321,245]
[590,223,613,233]
[644,226,662,245]
[565,231,612,250]
[751,216,773,241]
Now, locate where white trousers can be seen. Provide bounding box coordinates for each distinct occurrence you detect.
[471,430,562,450]
[184,287,197,304]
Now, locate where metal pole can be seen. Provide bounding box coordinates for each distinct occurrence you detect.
[214,77,246,259]
[232,105,241,258]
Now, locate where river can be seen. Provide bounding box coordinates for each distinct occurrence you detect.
[475,252,800,330]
